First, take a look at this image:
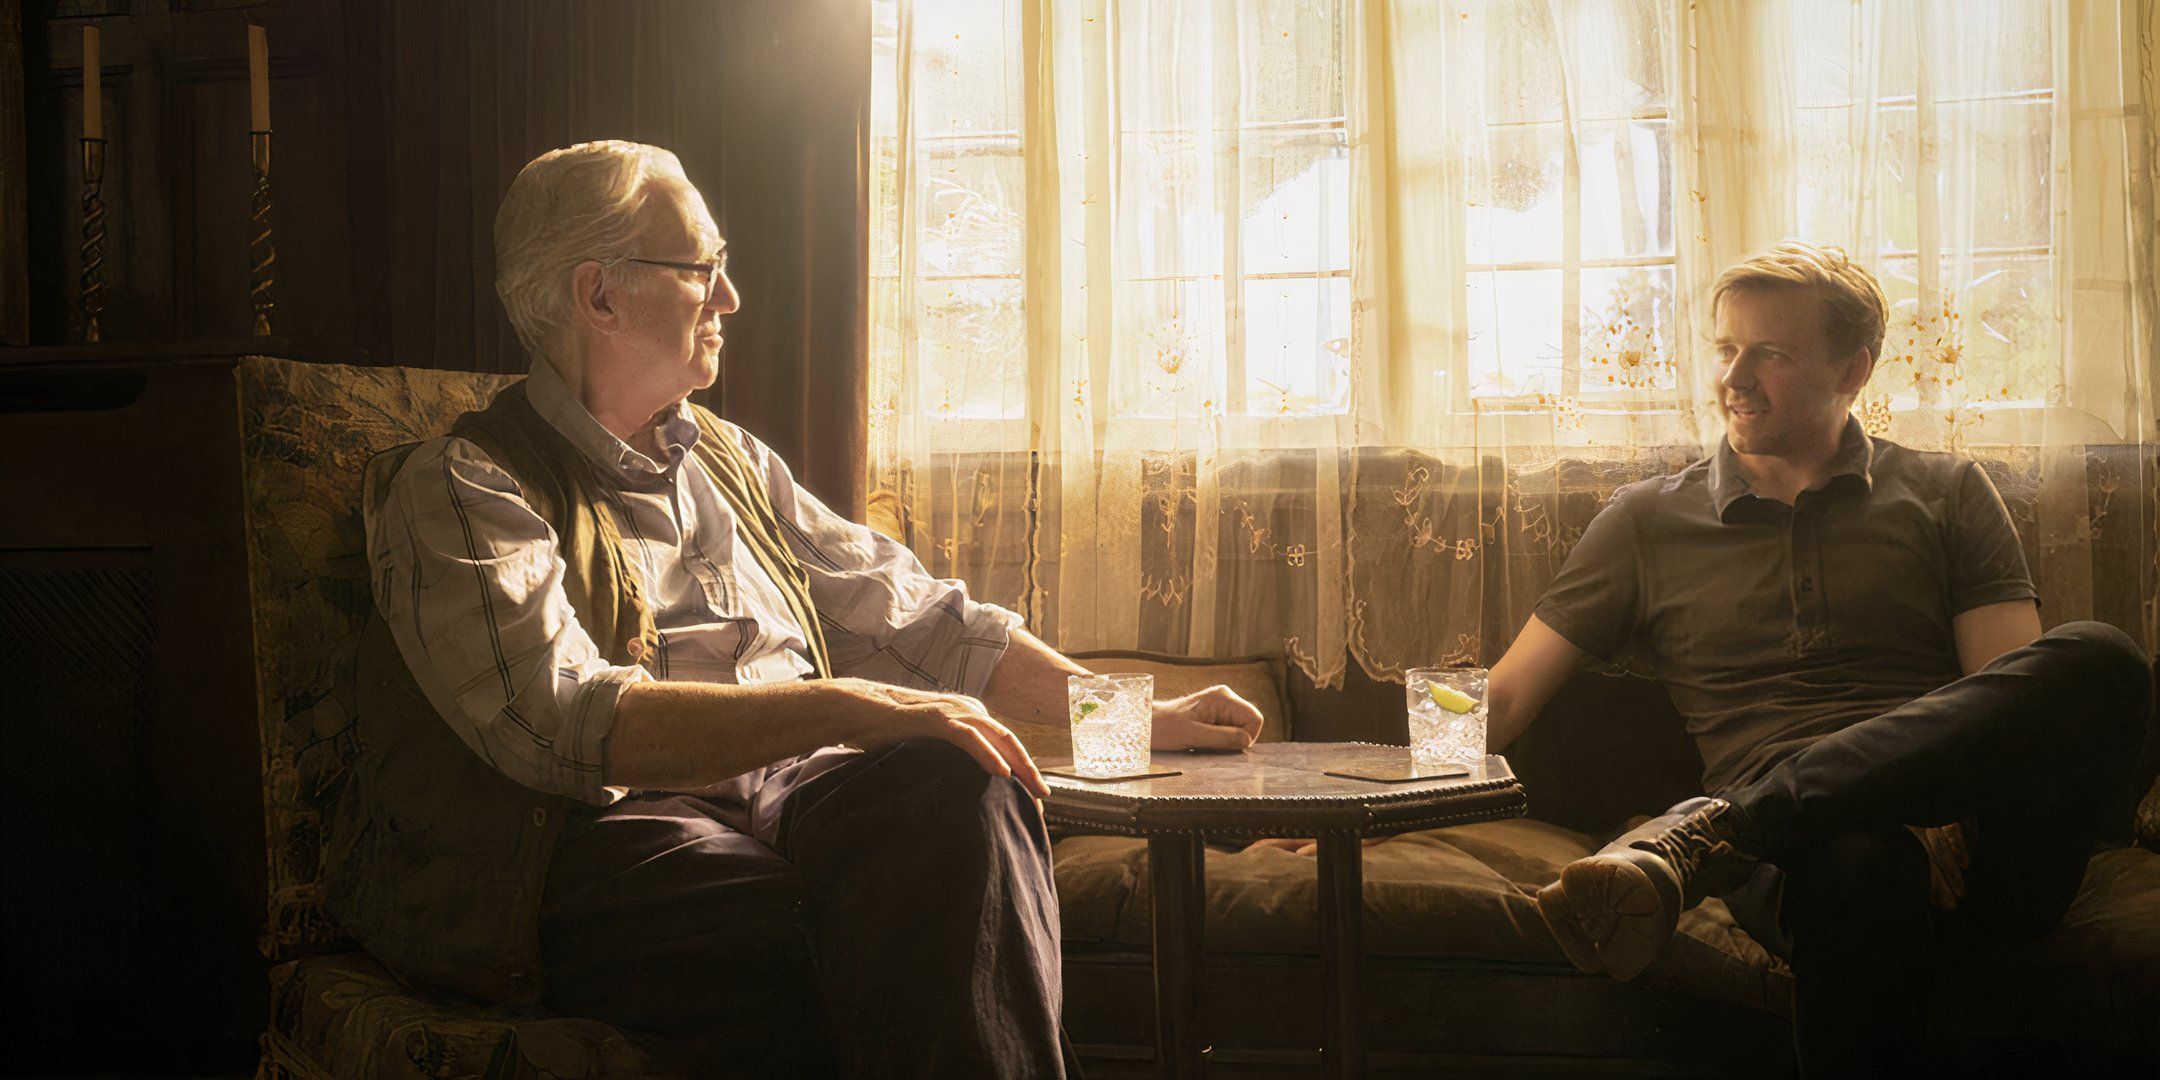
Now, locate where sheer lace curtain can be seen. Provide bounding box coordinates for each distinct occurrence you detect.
[869,0,2157,688]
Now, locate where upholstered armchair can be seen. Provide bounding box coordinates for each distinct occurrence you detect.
[238,357,667,1079]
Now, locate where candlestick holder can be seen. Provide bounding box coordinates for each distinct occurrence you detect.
[80,137,108,343]
[249,130,277,336]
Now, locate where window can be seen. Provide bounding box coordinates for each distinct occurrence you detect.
[1789,0,2058,410]
[1464,0,1677,404]
[873,0,2088,440]
[871,0,1027,426]
[1114,0,1351,418]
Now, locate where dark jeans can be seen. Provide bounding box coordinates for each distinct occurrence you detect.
[1718,621,2153,1077]
[537,739,1075,1079]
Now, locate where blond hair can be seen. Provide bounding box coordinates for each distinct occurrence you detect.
[1711,241,1889,364]
[494,140,690,359]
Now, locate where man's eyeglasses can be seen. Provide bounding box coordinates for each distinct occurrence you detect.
[615,256,728,303]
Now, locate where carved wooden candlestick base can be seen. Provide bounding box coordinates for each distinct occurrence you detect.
[80,137,107,343]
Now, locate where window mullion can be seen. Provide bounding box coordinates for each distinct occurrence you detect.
[1561,123,1582,401]
[1911,0,1943,410]
[1219,1,1247,415]
[1021,0,1054,436]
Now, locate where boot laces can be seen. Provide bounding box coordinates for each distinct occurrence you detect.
[1638,810,1730,884]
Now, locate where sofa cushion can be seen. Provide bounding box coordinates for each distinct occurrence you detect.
[1930,845,2160,1068]
[1056,821,1576,962]
[1056,827,2158,1055]
[1054,816,1789,1013]
[1648,846,2160,1057]
[262,952,665,1079]
[1642,898,1795,1019]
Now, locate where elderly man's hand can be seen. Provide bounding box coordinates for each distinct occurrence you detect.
[1150,685,1264,752]
[835,678,1050,800]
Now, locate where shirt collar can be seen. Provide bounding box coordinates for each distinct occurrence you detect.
[1709,416,1876,520]
[526,358,702,484]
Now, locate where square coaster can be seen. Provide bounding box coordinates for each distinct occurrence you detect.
[1324,762,1471,783]
[1042,767,1183,782]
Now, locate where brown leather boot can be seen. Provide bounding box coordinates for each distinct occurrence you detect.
[1534,796,1760,981]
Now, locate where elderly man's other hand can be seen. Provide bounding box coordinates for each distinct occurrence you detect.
[1150,685,1264,752]
[837,678,1051,800]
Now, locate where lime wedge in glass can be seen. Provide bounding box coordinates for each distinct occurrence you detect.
[1426,684,1479,714]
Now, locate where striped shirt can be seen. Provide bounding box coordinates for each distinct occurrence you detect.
[365,358,1020,811]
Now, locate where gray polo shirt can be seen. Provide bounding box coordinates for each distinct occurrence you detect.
[1532,418,2037,793]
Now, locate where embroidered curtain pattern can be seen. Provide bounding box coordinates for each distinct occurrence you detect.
[869,0,2157,686]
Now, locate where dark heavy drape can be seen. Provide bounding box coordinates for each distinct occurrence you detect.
[341,0,870,517]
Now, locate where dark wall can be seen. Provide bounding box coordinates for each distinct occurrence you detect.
[10,0,869,509]
[17,2,357,350]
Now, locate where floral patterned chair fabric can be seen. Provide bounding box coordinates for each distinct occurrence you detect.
[238,357,667,1078]
[259,953,659,1080]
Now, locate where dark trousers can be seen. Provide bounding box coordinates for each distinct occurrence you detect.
[537,739,1075,1079]
[1718,621,2153,1077]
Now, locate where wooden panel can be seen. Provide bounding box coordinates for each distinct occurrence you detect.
[0,552,163,1074]
[0,360,265,1073]
[0,0,25,344]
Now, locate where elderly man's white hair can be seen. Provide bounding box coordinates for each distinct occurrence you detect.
[495,140,692,360]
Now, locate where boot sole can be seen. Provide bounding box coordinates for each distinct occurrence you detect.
[1551,857,1677,982]
[1534,880,1606,975]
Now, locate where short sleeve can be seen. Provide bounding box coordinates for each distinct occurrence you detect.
[1946,461,2038,615]
[1531,485,1648,662]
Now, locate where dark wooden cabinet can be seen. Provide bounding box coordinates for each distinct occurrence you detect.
[1,349,268,1074]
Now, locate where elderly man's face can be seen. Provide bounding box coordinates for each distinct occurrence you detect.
[613,178,739,397]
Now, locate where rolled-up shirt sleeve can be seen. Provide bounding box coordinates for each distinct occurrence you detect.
[727,426,1021,697]
[365,437,648,805]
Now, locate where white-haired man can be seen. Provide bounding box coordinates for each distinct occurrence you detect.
[327,140,1264,1078]
[1484,242,2150,1075]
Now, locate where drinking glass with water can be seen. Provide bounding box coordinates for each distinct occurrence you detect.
[1405,667,1487,772]
[1067,673,1154,778]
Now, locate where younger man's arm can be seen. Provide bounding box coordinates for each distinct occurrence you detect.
[1945,461,2042,676]
[1486,614,1590,751]
[1498,480,1653,750]
[1951,599,2042,676]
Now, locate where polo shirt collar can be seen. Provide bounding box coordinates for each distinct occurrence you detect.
[526,357,702,485]
[1710,416,1876,520]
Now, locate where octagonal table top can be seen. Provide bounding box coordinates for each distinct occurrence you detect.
[1038,741,1526,841]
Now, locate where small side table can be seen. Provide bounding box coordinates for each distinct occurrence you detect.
[1041,742,1527,1079]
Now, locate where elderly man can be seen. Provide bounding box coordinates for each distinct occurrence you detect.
[326,140,1263,1078]
[1494,243,2151,1075]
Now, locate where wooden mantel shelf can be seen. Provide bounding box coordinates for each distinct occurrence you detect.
[0,336,310,371]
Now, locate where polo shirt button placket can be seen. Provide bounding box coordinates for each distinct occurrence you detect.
[1793,510,1830,649]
